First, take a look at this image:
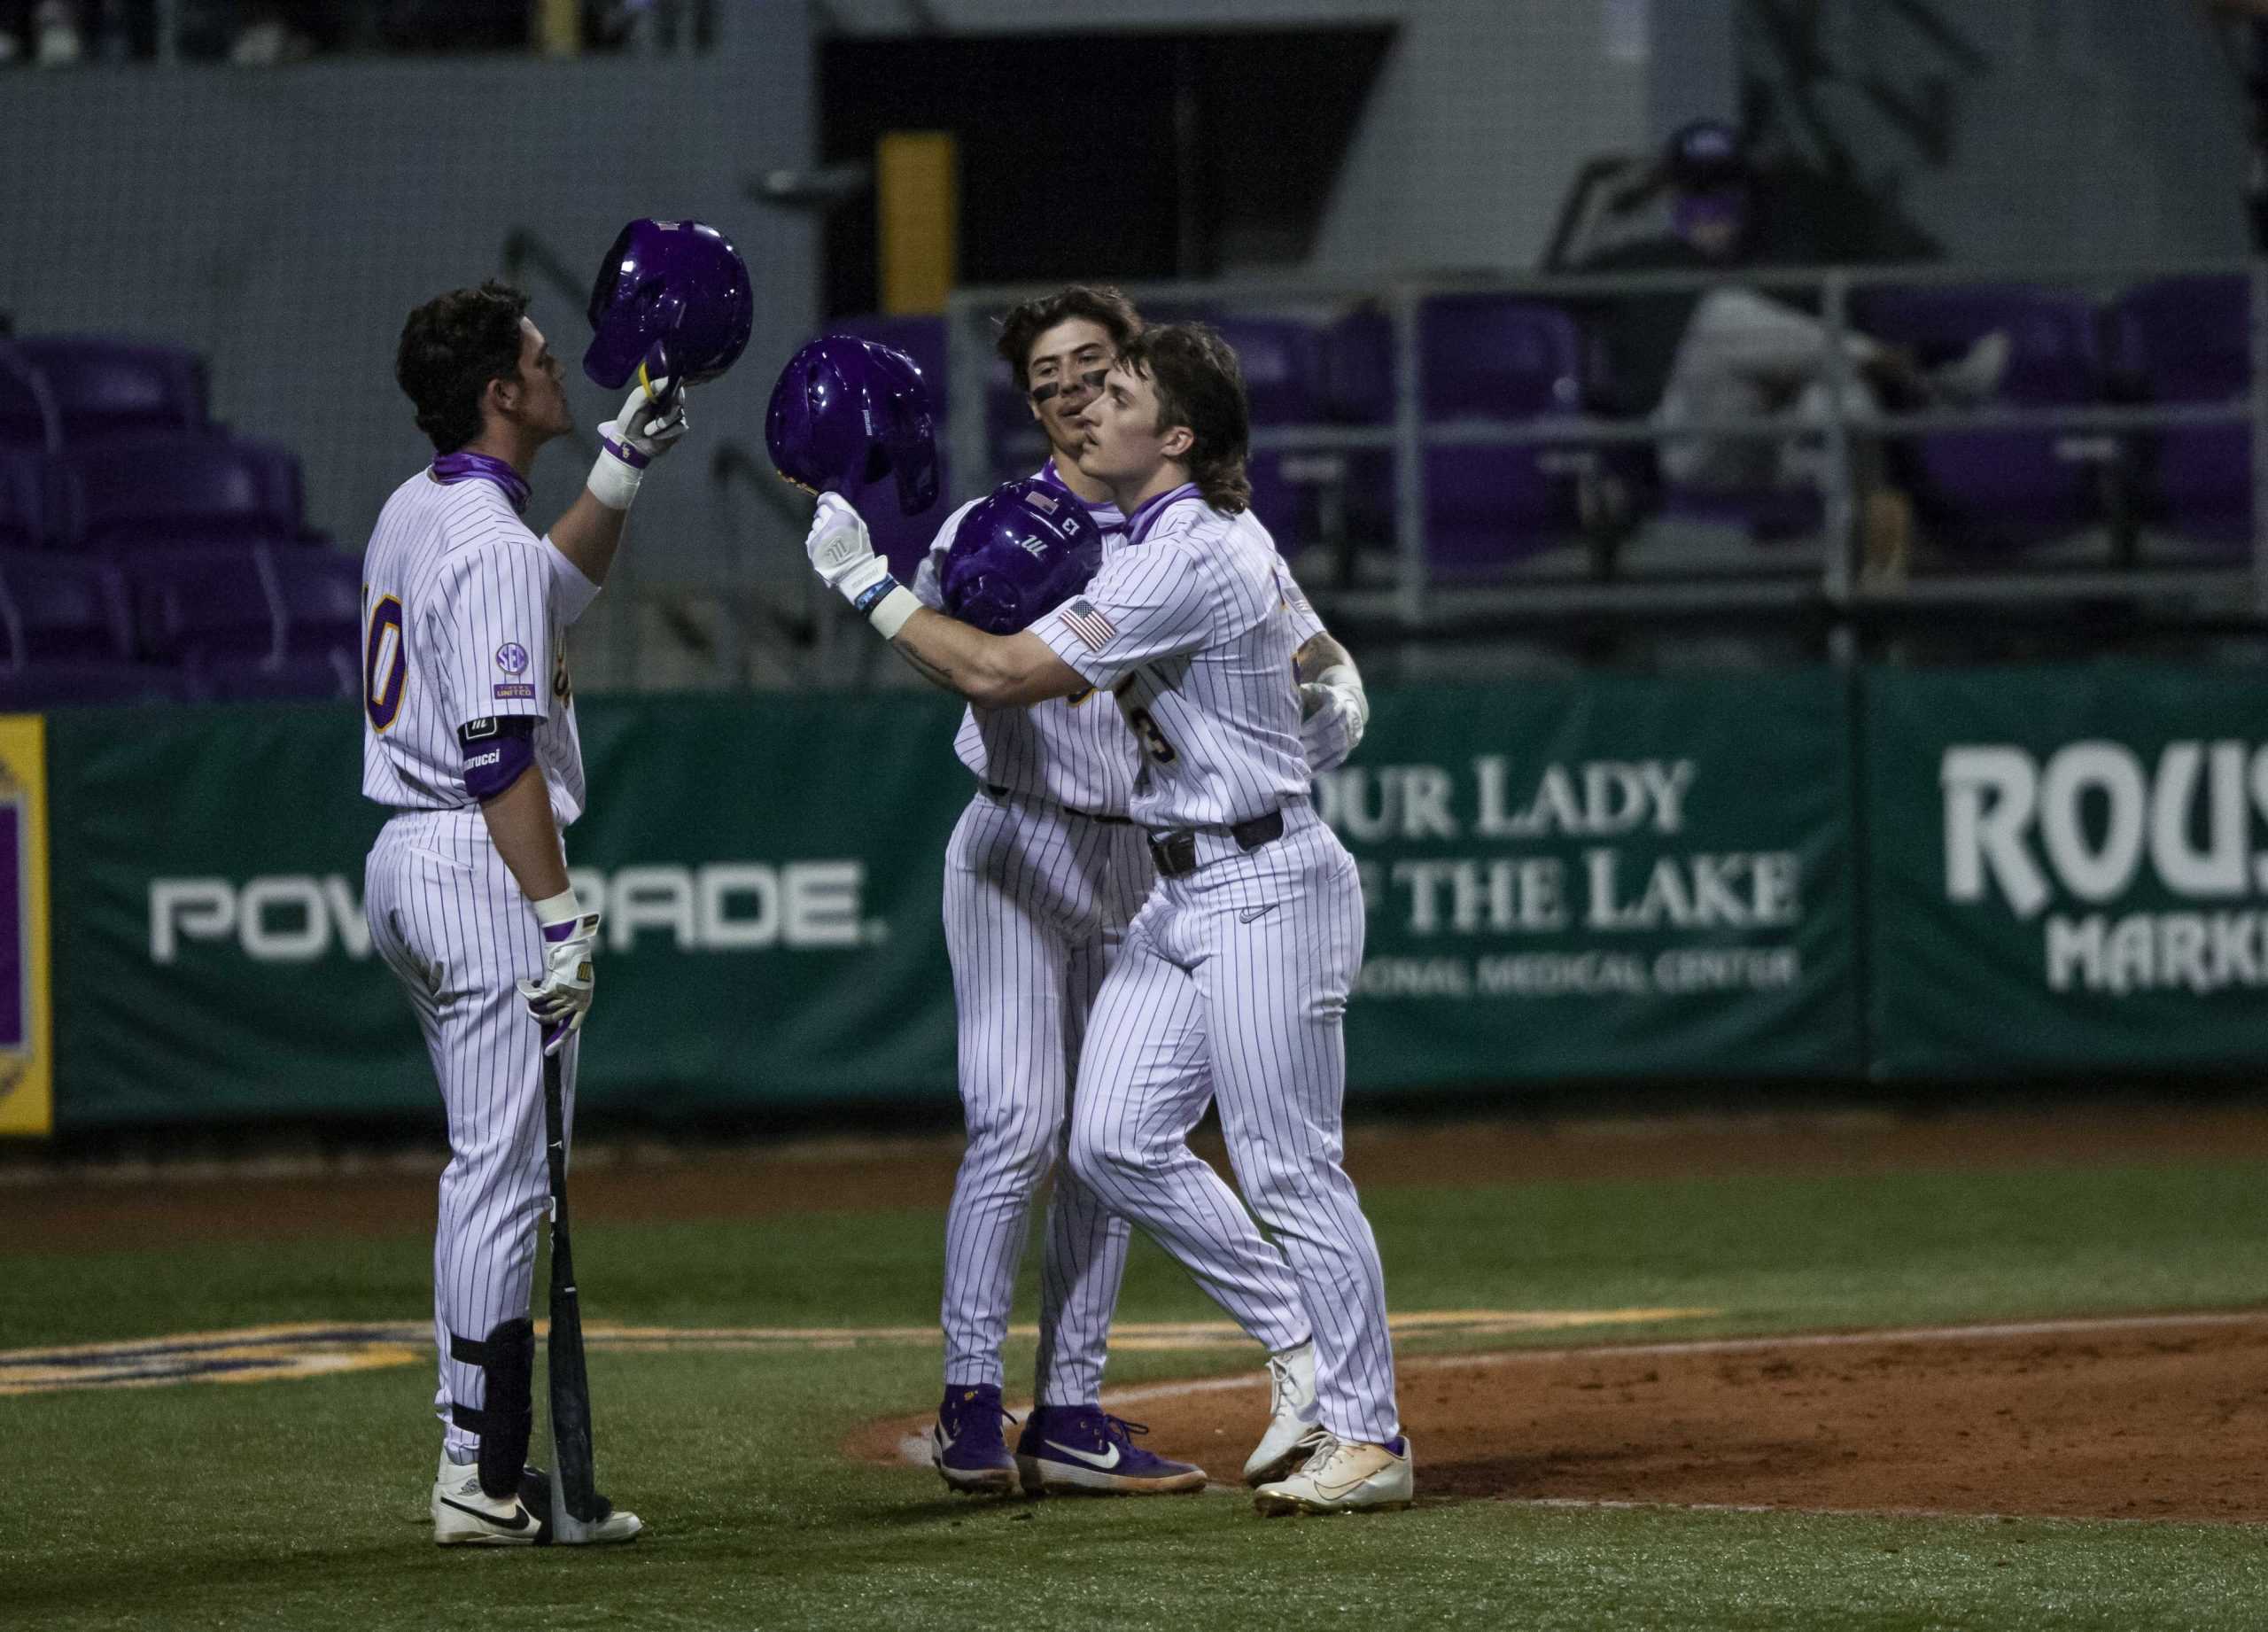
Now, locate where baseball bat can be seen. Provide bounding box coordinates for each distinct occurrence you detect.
[540,1045,601,1541]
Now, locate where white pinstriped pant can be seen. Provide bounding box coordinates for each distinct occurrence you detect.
[366,807,571,1461]
[940,788,1308,1402]
[1068,807,1399,1443]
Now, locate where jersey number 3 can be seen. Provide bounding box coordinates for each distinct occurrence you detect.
[365,594,407,734]
[1127,705,1178,765]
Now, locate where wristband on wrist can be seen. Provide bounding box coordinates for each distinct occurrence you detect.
[859,581,921,640]
[530,888,582,930]
[586,443,645,511]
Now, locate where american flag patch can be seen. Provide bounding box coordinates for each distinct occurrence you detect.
[1060,599,1117,651]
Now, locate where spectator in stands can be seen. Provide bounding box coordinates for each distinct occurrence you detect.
[1578,120,2006,578]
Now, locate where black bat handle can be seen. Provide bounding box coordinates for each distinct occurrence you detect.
[542,1048,600,1527]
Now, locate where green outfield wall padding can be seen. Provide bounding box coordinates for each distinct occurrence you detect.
[43,664,2268,1130]
[1865,664,2268,1076]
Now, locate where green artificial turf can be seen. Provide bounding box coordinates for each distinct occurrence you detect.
[4,1154,2266,1629]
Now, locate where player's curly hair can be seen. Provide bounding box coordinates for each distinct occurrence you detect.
[395,281,530,455]
[1117,323,1252,514]
[995,284,1143,391]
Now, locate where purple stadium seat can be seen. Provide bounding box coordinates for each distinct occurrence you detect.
[1320,306,1393,424]
[1852,283,2108,548]
[0,551,130,665]
[196,649,356,702]
[263,548,361,654]
[1313,300,1619,574]
[0,343,61,453]
[0,455,57,552]
[12,336,209,445]
[0,663,188,709]
[1208,316,1332,552]
[1418,297,1597,575]
[2109,275,2250,549]
[1208,317,1325,426]
[58,434,304,551]
[125,548,278,663]
[1421,296,1587,420]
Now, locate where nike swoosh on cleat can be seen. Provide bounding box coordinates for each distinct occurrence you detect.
[438,1495,532,1532]
[1041,1438,1122,1470]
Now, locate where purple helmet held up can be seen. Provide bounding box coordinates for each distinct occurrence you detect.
[584,219,754,390]
[941,478,1103,634]
[765,336,940,517]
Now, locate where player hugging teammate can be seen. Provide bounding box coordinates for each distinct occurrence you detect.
[782,290,1409,1516]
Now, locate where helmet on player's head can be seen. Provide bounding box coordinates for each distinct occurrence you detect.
[765,336,940,517]
[941,478,1103,634]
[583,219,754,390]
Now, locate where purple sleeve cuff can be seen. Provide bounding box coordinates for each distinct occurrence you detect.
[600,431,650,470]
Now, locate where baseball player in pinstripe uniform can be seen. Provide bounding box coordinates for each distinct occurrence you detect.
[808,318,1402,1515]
[362,281,686,1545]
[901,288,1369,1499]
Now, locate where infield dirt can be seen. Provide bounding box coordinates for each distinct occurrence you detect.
[15,1103,2268,1522]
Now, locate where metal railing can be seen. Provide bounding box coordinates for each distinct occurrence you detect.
[943,260,2268,647]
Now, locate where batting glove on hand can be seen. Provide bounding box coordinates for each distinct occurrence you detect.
[805,493,892,604]
[1298,667,1369,773]
[602,373,688,463]
[519,908,600,1056]
[587,369,687,510]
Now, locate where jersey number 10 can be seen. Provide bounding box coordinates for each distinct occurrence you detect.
[365,594,407,734]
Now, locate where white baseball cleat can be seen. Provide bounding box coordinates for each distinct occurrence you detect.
[1243,1340,1327,1487]
[430,1453,643,1545]
[431,1454,540,1546]
[1253,1433,1415,1516]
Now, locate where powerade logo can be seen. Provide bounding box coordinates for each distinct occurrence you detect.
[1942,742,2268,995]
[149,862,884,964]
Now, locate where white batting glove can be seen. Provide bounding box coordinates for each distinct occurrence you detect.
[1298,664,1369,773]
[587,373,687,510]
[805,493,891,603]
[519,898,601,1056]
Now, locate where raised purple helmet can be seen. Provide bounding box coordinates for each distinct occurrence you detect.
[941,478,1103,634]
[584,219,754,391]
[765,336,940,517]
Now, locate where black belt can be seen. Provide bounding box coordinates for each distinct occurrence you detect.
[983,783,1131,826]
[1148,810,1285,879]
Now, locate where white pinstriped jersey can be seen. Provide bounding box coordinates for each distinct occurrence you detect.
[913,461,1134,813]
[918,464,1324,819]
[358,469,599,827]
[1034,485,1313,831]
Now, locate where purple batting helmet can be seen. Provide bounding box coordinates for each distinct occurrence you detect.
[584,219,754,390]
[765,336,940,517]
[941,478,1103,634]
